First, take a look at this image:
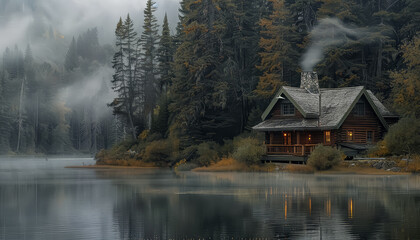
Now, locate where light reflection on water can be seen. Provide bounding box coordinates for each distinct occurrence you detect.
[0,157,419,239]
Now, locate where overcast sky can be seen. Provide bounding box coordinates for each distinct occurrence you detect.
[0,0,180,53]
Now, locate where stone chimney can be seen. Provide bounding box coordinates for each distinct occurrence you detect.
[300,71,319,94]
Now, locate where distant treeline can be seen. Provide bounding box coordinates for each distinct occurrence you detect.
[0,28,118,154]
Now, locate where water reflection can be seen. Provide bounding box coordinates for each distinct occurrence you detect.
[0,157,419,239]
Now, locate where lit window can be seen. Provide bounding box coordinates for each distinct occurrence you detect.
[281,102,295,116]
[325,131,331,143]
[347,130,353,141]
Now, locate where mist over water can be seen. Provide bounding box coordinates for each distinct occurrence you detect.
[301,18,366,71]
[1,157,420,239]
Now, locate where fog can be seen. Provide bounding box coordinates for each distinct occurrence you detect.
[0,0,180,56]
[59,66,116,120]
[0,0,180,154]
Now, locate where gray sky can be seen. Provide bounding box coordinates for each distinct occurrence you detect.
[0,0,180,53]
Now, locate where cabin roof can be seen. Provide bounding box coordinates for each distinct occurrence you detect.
[254,86,393,131]
[252,118,319,131]
[366,90,397,117]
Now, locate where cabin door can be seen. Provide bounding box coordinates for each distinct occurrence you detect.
[283,132,292,145]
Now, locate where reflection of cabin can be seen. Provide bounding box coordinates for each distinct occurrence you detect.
[253,72,398,158]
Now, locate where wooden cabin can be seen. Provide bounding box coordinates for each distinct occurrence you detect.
[252,72,398,158]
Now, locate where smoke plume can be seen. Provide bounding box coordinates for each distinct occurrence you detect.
[300,18,366,71]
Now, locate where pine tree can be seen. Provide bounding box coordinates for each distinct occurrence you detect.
[314,0,361,88]
[0,71,11,153]
[109,16,137,140]
[399,0,419,41]
[140,0,160,128]
[222,0,264,131]
[255,0,298,99]
[157,13,174,94]
[65,37,79,71]
[171,0,244,142]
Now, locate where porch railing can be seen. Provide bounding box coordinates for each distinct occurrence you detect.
[265,144,317,156]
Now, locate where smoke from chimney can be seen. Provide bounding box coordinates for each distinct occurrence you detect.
[300,18,366,71]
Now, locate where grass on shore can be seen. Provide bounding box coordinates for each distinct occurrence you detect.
[96,159,157,168]
[192,158,276,172]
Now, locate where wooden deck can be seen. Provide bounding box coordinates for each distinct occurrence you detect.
[266,144,317,156]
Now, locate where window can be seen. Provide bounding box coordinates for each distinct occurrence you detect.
[367,131,373,143]
[347,130,354,141]
[281,102,295,116]
[324,131,331,144]
[352,100,365,116]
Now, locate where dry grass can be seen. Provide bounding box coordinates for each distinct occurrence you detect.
[65,165,158,169]
[96,159,157,168]
[193,158,246,172]
[192,157,275,172]
[284,164,314,174]
[400,155,420,173]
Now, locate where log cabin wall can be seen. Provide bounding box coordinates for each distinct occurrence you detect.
[338,95,384,144]
[266,131,324,145]
[300,131,323,145]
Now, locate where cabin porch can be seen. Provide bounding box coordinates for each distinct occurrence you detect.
[264,130,331,156]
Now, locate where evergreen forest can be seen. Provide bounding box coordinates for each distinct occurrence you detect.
[0,0,419,158]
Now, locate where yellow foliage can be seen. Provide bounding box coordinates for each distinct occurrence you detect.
[174,159,187,171]
[254,0,293,99]
[391,35,420,118]
[138,130,149,141]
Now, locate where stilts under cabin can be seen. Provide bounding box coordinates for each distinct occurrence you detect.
[252,71,398,161]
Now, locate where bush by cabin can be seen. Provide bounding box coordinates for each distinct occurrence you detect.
[252,71,399,160]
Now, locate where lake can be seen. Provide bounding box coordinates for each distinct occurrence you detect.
[0,157,419,239]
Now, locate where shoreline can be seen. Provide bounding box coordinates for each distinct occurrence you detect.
[66,164,410,175]
[65,165,159,169]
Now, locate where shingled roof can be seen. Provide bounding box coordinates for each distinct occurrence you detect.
[253,86,392,131]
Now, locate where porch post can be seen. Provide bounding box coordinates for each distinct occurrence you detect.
[297,132,300,144]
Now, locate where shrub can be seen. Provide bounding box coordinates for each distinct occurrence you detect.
[307,145,342,170]
[368,140,390,157]
[384,117,420,156]
[95,139,136,163]
[232,137,266,165]
[194,142,220,166]
[143,140,172,166]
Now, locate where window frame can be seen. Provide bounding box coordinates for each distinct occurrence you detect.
[324,131,331,144]
[346,130,354,141]
[281,101,295,116]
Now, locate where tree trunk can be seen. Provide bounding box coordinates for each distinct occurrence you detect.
[16,77,25,153]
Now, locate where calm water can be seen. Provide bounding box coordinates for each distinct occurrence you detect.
[0,157,419,239]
